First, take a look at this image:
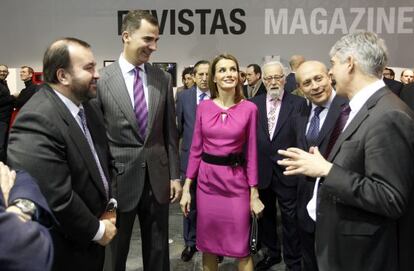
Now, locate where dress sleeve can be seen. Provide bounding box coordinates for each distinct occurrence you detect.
[245,105,259,186]
[185,104,203,179]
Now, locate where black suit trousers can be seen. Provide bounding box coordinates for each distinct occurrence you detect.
[259,172,302,271]
[110,168,170,271]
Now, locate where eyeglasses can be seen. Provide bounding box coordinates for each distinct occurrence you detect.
[264,74,284,82]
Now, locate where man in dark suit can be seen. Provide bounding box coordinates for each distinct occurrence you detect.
[251,61,304,271]
[176,60,209,262]
[243,64,267,98]
[400,82,414,110]
[278,31,414,271]
[95,10,181,271]
[0,164,54,271]
[7,37,117,271]
[285,55,305,93]
[294,61,348,271]
[15,65,39,110]
[0,64,14,162]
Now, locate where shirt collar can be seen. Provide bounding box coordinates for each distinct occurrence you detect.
[119,53,145,75]
[311,89,336,111]
[53,89,82,119]
[196,87,210,98]
[349,80,385,113]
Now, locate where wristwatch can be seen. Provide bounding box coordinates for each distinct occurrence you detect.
[12,198,37,218]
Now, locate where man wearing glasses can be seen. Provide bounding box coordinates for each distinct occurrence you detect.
[251,61,304,271]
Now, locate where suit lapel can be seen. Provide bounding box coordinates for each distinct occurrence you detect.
[189,87,197,115]
[272,92,293,140]
[298,104,311,149]
[328,88,388,161]
[257,95,270,140]
[145,63,162,140]
[45,87,107,199]
[315,96,346,147]
[104,62,141,139]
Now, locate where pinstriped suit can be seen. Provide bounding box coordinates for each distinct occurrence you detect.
[95,61,179,271]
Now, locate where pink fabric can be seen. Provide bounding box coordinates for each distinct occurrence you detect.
[186,99,258,257]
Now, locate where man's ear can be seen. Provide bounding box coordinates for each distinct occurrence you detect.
[56,68,70,86]
[346,56,355,73]
[122,31,130,44]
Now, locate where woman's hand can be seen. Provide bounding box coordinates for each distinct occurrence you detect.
[250,186,264,217]
[180,178,193,217]
[250,197,264,217]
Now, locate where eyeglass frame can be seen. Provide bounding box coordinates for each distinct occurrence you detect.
[263,74,285,82]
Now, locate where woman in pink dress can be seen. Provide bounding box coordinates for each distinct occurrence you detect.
[180,54,264,271]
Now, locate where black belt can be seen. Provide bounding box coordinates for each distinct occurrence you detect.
[201,152,245,167]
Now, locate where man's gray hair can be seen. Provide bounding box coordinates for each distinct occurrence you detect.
[329,31,388,78]
[262,61,286,76]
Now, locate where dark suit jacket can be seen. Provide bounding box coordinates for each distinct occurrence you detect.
[243,81,267,98]
[383,77,403,96]
[176,86,197,176]
[400,82,414,110]
[251,91,304,190]
[285,73,297,93]
[295,95,347,233]
[8,84,114,270]
[316,87,414,271]
[0,171,53,271]
[95,62,179,211]
[0,80,14,122]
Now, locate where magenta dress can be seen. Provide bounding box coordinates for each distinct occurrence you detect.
[186,99,258,258]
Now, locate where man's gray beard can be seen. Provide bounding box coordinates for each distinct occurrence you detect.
[268,87,281,99]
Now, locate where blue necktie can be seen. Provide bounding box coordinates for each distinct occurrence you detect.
[199,92,207,103]
[78,108,109,198]
[306,106,324,146]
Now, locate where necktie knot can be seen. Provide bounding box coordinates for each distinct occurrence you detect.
[199,92,207,102]
[314,106,324,117]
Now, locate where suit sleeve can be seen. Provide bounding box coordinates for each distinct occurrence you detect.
[164,73,180,180]
[8,111,101,246]
[324,109,414,219]
[0,186,53,271]
[245,105,259,186]
[186,104,203,179]
[176,91,184,137]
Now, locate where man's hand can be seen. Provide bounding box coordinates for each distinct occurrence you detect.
[277,147,333,178]
[97,219,117,246]
[6,205,31,222]
[0,162,16,205]
[170,180,182,203]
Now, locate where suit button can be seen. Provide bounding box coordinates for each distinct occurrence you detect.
[140,162,146,168]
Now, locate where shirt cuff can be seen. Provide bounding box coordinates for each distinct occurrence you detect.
[92,220,105,241]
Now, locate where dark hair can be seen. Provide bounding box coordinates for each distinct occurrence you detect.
[181,66,194,80]
[121,10,158,35]
[192,60,210,75]
[208,54,244,103]
[43,37,91,84]
[21,66,34,75]
[247,63,262,78]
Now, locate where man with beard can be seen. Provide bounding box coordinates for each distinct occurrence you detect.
[95,10,181,271]
[7,37,117,271]
[250,61,304,271]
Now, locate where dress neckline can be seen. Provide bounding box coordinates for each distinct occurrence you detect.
[210,99,245,111]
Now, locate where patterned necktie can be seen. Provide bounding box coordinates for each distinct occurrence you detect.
[199,92,207,103]
[78,108,109,198]
[133,67,148,138]
[325,104,351,158]
[267,98,279,138]
[306,106,325,146]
